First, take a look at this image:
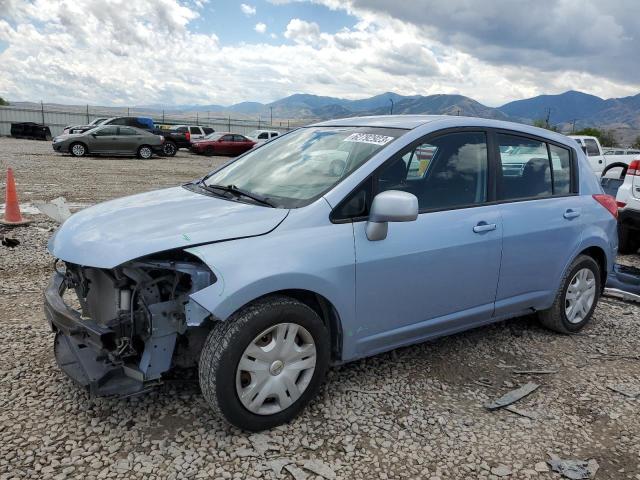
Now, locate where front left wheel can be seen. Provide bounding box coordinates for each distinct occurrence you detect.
[199,296,330,431]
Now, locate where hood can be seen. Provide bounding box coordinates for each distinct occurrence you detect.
[49,186,289,268]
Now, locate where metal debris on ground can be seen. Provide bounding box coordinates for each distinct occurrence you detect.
[547,456,599,479]
[34,196,72,224]
[485,382,540,410]
[607,384,640,398]
[513,368,558,375]
[1,236,20,248]
[504,405,540,420]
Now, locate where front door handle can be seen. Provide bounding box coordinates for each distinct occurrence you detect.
[563,209,581,220]
[473,222,497,233]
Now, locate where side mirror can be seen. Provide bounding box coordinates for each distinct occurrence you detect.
[366,190,418,241]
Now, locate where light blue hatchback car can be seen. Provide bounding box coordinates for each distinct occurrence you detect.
[46,115,618,430]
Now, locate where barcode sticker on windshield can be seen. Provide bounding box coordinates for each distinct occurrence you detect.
[344,133,394,145]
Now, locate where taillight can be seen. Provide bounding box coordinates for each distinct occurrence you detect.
[186,131,191,142]
[627,159,640,176]
[593,194,618,219]
[616,201,627,208]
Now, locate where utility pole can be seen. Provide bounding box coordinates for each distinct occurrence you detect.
[389,98,394,115]
[571,119,577,133]
[127,107,130,116]
[162,110,165,123]
[40,100,45,125]
[545,107,551,129]
[270,107,273,126]
[86,104,89,124]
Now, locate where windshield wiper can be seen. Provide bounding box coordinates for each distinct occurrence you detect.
[202,182,275,207]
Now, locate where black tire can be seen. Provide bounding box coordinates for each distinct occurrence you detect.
[162,141,177,157]
[69,142,87,157]
[537,255,601,334]
[137,145,153,159]
[618,225,640,254]
[199,295,330,431]
[204,146,215,157]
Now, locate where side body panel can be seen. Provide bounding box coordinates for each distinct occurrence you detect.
[351,205,502,358]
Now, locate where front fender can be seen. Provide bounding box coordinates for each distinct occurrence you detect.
[184,208,356,347]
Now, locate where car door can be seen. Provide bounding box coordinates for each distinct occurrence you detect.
[493,131,583,316]
[218,134,234,155]
[233,135,249,155]
[89,126,119,153]
[189,126,204,142]
[346,130,503,357]
[117,127,142,153]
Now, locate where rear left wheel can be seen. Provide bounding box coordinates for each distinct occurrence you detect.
[538,255,601,334]
[199,296,330,431]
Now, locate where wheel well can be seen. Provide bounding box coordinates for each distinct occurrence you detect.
[579,246,607,288]
[256,289,343,362]
[601,162,628,178]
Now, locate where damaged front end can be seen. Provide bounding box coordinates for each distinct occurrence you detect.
[44,252,216,397]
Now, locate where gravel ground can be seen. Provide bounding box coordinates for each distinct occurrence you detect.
[1,137,640,480]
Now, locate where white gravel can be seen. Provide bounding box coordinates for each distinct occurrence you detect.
[1,137,640,479]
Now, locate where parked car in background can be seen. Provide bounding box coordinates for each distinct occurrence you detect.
[248,129,280,145]
[570,135,640,176]
[52,125,164,159]
[159,125,215,156]
[604,148,640,156]
[190,132,255,156]
[611,159,640,253]
[65,116,155,135]
[46,115,617,431]
[63,117,109,134]
[170,125,214,143]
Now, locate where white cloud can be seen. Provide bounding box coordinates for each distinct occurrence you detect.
[254,22,267,34]
[240,3,256,16]
[0,0,639,108]
[284,18,321,45]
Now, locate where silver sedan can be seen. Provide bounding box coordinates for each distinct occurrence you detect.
[52,125,164,159]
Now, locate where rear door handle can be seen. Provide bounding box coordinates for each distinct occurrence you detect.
[473,222,497,233]
[563,209,581,219]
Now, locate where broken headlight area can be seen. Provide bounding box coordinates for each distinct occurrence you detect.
[45,251,216,397]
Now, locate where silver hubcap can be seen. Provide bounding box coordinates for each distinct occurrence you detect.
[72,144,84,156]
[236,323,316,415]
[140,147,151,158]
[565,268,596,324]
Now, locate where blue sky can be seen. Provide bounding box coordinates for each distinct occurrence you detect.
[192,1,355,45]
[1,0,639,107]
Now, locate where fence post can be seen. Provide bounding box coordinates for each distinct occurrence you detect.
[162,110,165,123]
[228,115,231,132]
[196,112,199,124]
[40,100,45,125]
[86,104,90,123]
[127,107,130,116]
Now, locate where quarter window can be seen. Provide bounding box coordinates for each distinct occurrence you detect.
[549,144,571,195]
[584,139,600,156]
[377,132,488,211]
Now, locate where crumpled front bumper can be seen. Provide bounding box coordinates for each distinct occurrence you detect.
[44,272,147,397]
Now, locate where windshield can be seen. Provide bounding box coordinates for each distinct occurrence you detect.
[204,133,223,140]
[203,126,402,208]
[247,130,260,138]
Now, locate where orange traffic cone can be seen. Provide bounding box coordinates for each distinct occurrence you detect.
[1,168,31,226]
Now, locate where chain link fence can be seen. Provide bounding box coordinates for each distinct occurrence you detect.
[0,103,306,138]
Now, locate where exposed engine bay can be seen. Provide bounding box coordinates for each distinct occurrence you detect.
[45,252,216,396]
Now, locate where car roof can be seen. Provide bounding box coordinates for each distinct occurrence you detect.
[311,114,577,148]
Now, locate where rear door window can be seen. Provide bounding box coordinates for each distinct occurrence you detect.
[119,127,138,136]
[258,132,269,139]
[94,126,118,136]
[189,126,201,135]
[497,134,573,200]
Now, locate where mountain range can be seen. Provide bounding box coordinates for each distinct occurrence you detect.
[169,90,640,132]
